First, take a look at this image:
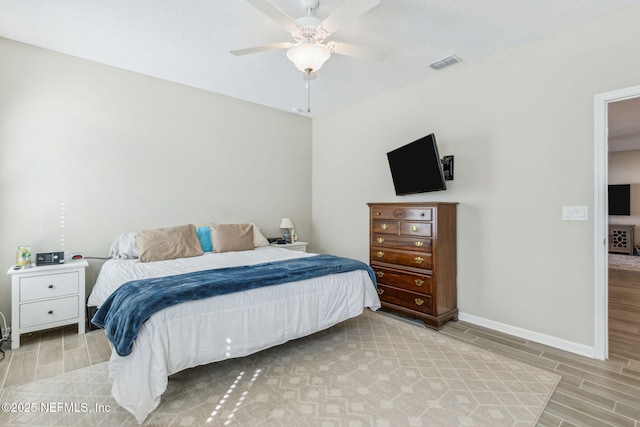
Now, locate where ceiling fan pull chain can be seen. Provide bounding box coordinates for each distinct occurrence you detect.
[306,69,312,113]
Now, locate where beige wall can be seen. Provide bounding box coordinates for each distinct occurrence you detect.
[609,149,640,246]
[0,39,312,318]
[311,4,640,352]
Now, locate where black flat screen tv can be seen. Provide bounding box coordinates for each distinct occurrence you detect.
[608,184,631,216]
[387,133,446,195]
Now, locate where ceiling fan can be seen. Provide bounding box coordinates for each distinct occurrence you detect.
[231,0,383,76]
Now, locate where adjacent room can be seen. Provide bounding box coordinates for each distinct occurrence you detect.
[1,0,640,425]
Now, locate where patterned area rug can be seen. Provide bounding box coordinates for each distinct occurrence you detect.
[0,310,559,426]
[609,253,640,271]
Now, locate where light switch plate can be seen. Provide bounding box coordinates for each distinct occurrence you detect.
[562,206,588,221]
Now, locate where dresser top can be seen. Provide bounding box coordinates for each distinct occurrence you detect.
[367,202,458,206]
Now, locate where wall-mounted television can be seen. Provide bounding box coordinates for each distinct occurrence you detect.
[608,184,631,216]
[386,133,449,196]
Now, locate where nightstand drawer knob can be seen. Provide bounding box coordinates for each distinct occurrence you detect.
[414,241,424,247]
[411,225,420,232]
[414,257,424,264]
[48,284,54,289]
[376,271,385,278]
[376,237,385,244]
[380,224,388,230]
[376,251,385,258]
[377,288,384,295]
[415,279,424,286]
[414,298,424,306]
[48,310,54,315]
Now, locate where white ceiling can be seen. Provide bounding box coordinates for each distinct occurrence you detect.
[0,0,639,118]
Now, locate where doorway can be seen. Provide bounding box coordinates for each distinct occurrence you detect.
[594,85,640,360]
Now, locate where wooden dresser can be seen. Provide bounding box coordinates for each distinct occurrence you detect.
[368,202,458,329]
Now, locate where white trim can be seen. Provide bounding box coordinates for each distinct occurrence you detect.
[458,312,595,358]
[593,85,640,361]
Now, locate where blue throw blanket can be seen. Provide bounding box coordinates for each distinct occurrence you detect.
[92,254,376,357]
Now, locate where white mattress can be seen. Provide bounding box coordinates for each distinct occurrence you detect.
[88,247,380,423]
[88,246,317,307]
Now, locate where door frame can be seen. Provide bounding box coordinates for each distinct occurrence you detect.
[593,84,640,360]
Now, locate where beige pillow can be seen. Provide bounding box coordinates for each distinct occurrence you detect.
[211,224,255,253]
[136,224,204,262]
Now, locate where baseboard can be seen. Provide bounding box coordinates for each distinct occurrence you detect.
[458,311,596,359]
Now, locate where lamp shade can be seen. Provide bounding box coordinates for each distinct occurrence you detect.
[286,42,330,73]
[279,218,295,229]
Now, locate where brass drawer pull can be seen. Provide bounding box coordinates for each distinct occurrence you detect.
[414,298,424,306]
[377,288,385,295]
[377,237,385,244]
[414,257,424,264]
[415,279,424,286]
[414,241,423,247]
[376,271,385,278]
[380,224,388,230]
[376,251,385,258]
[411,225,420,232]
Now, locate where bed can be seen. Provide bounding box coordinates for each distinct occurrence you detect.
[87,224,380,424]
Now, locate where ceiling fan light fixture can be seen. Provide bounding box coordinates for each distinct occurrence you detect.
[286,42,331,73]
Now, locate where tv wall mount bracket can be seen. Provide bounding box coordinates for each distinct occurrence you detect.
[441,155,454,181]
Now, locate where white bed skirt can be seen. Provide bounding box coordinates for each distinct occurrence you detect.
[106,268,380,423]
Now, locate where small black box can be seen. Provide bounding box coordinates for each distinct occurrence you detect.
[36,252,65,266]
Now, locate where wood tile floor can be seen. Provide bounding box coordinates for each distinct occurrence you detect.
[609,268,640,363]
[440,320,640,427]
[0,324,110,394]
[0,316,639,426]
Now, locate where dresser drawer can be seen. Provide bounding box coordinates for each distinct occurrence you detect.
[372,234,432,252]
[377,285,433,315]
[399,222,432,237]
[372,220,399,234]
[373,267,432,294]
[371,249,432,270]
[371,207,433,221]
[19,272,79,302]
[20,296,79,328]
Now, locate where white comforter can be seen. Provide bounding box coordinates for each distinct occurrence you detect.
[88,247,380,423]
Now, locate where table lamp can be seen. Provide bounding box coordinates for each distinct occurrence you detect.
[279,218,295,243]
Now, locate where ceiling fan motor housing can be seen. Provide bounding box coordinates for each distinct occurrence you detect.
[301,0,320,13]
[292,16,328,43]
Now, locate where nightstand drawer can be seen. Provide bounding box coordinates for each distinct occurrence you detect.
[19,272,79,302]
[20,296,79,328]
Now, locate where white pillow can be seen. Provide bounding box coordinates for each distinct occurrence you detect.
[108,232,139,259]
[251,223,270,247]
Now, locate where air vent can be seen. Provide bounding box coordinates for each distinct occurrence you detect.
[430,55,462,70]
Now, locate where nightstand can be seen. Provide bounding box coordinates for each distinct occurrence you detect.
[270,241,308,252]
[7,260,88,349]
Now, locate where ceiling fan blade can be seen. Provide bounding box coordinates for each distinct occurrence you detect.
[230,42,291,56]
[321,0,381,34]
[244,0,299,30]
[329,41,386,62]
